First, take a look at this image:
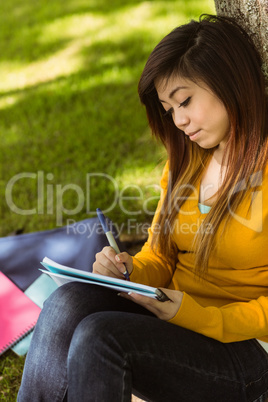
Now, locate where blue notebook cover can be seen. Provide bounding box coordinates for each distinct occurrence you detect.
[12,274,58,356]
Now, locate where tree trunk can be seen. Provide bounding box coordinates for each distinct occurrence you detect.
[214,0,268,90]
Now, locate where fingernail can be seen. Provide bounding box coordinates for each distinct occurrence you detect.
[118,266,126,274]
[115,255,121,262]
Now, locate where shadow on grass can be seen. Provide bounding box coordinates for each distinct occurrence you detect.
[0,0,179,63]
[0,0,210,63]
[0,0,215,236]
[0,71,162,235]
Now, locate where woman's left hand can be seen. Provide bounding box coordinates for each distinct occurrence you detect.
[120,288,183,321]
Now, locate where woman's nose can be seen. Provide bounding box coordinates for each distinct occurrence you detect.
[173,110,190,130]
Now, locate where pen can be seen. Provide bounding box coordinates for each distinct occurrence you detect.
[96,208,130,281]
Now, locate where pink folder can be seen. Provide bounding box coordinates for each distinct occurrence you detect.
[0,271,41,355]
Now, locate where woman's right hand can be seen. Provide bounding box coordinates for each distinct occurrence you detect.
[93,246,133,279]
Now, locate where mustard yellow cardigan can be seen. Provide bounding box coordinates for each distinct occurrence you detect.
[131,162,268,343]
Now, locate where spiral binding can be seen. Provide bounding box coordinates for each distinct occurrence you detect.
[0,321,37,355]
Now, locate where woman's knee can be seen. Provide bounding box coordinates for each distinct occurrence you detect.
[68,312,125,361]
[35,283,88,337]
[43,282,86,315]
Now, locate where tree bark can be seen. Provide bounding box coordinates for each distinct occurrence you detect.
[214,0,268,90]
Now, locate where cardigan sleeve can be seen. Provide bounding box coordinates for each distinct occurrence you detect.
[169,292,268,343]
[130,161,175,288]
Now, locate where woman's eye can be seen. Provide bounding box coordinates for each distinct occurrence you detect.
[162,97,191,117]
[179,97,191,108]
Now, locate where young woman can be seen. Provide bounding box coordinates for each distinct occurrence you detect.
[18,15,268,401]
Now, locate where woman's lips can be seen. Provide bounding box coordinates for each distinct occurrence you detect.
[185,130,201,141]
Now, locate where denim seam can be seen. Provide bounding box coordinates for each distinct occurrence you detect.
[245,371,268,388]
[252,390,268,402]
[61,386,68,402]
[122,353,131,402]
[126,351,241,385]
[229,342,268,388]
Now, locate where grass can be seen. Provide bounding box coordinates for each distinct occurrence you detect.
[0,0,215,399]
[0,351,25,401]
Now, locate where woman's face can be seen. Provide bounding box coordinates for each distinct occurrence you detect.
[156,76,231,151]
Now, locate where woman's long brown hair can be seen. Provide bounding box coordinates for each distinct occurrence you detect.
[138,15,268,275]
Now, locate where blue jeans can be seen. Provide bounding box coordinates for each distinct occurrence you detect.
[18,282,268,401]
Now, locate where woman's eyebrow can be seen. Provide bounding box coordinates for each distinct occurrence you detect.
[159,86,189,103]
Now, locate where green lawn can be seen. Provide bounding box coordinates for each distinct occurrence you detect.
[0,0,215,400]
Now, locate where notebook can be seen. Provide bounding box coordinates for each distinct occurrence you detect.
[11,274,58,356]
[0,271,41,356]
[40,257,171,302]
